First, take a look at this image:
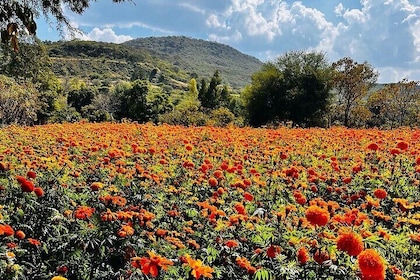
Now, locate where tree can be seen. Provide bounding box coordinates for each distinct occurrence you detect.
[198,70,231,109]
[1,1,129,50]
[244,51,334,127]
[115,79,151,122]
[367,79,420,127]
[332,57,378,127]
[0,75,40,125]
[0,38,62,123]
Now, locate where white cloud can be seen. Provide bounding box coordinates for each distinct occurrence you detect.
[71,27,133,43]
[334,3,344,16]
[206,14,225,28]
[38,0,420,83]
[208,30,242,43]
[179,2,206,15]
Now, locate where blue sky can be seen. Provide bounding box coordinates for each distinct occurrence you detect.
[36,0,420,83]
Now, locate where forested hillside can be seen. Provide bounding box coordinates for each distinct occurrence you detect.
[124,36,263,89]
[45,36,263,90]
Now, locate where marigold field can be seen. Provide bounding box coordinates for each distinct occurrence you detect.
[1,122,420,280]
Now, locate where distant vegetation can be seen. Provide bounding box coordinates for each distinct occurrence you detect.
[1,36,420,128]
[124,36,262,89]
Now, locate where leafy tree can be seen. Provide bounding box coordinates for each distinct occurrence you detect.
[1,1,128,50]
[147,87,173,123]
[332,57,378,127]
[367,79,420,127]
[67,86,97,113]
[0,39,62,123]
[244,51,333,127]
[115,79,151,122]
[188,78,199,98]
[198,70,231,109]
[0,75,40,125]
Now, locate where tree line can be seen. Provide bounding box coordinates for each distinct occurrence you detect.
[1,0,419,128]
[1,39,420,128]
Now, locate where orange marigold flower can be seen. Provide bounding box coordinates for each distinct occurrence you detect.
[358,249,386,280]
[34,187,44,197]
[297,247,309,265]
[409,233,420,243]
[74,206,95,220]
[15,230,25,240]
[234,202,246,215]
[243,192,254,201]
[0,224,14,236]
[131,251,173,277]
[118,224,135,238]
[224,239,239,248]
[27,238,41,246]
[208,177,218,187]
[305,205,330,226]
[101,209,117,222]
[267,245,281,258]
[373,189,387,199]
[236,256,256,274]
[336,231,364,256]
[183,254,213,280]
[155,228,168,237]
[396,141,409,151]
[27,171,37,179]
[367,143,379,151]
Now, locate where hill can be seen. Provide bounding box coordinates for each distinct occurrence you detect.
[123,36,262,89]
[45,36,263,90]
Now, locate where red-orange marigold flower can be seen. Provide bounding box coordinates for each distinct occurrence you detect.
[243,192,254,201]
[305,205,330,226]
[396,141,408,151]
[131,251,173,277]
[358,249,386,280]
[0,224,14,236]
[297,247,309,265]
[17,176,34,192]
[208,177,218,187]
[225,239,239,248]
[267,245,281,258]
[27,238,41,246]
[234,202,246,215]
[336,232,364,256]
[367,143,379,151]
[74,206,95,220]
[27,171,36,179]
[34,187,44,197]
[183,254,214,280]
[236,256,256,274]
[15,230,25,240]
[373,189,387,199]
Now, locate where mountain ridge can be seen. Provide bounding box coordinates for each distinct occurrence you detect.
[46,36,263,90]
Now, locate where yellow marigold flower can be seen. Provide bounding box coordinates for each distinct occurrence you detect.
[51,276,68,280]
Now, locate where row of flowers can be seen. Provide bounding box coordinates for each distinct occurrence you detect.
[0,122,420,279]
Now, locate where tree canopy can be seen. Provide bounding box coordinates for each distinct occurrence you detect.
[1,0,129,50]
[244,51,334,127]
[332,57,378,127]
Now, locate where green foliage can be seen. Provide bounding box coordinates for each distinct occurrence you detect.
[124,36,263,89]
[199,70,232,110]
[116,79,151,122]
[331,57,378,127]
[244,51,333,127]
[367,79,420,128]
[0,75,40,125]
